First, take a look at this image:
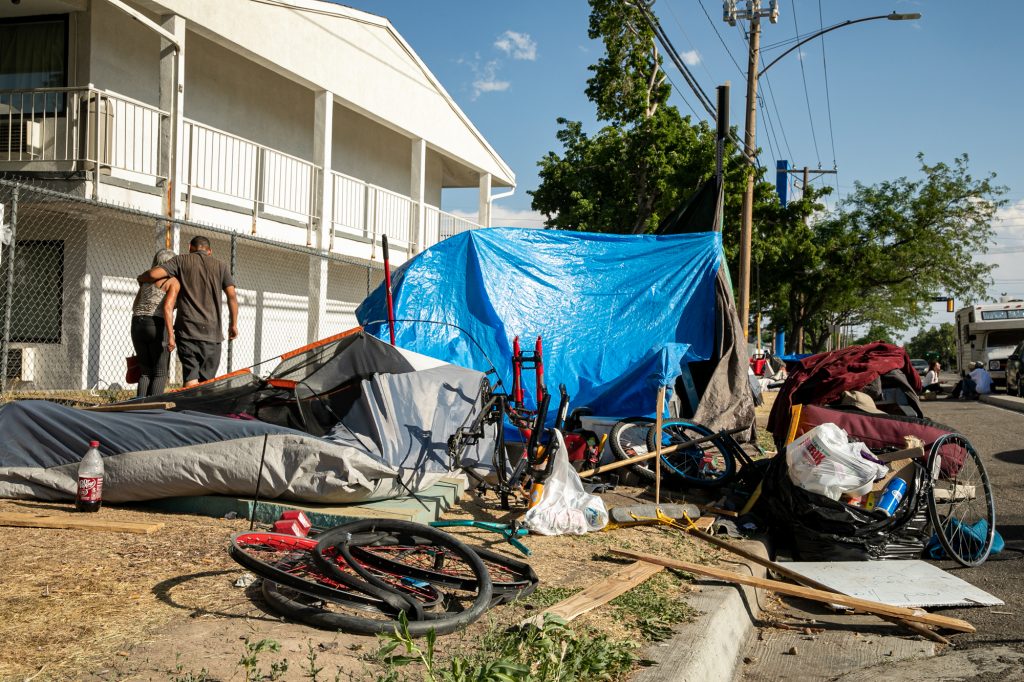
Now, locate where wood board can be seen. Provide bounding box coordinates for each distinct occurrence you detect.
[0,512,165,534]
[81,401,175,412]
[521,560,663,627]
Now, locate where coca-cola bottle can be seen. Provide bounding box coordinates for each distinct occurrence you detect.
[76,440,104,513]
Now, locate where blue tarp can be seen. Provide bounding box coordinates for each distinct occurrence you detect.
[357,228,722,419]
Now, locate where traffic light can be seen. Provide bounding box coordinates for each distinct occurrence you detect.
[946,298,955,313]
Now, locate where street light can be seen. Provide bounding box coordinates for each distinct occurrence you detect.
[724,2,920,341]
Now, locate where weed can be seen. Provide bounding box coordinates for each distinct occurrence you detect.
[609,572,696,642]
[374,612,634,682]
[523,586,580,610]
[169,653,211,682]
[238,637,289,682]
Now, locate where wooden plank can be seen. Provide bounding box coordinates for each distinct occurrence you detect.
[81,402,175,412]
[654,385,666,505]
[610,549,975,633]
[521,560,663,627]
[0,512,164,535]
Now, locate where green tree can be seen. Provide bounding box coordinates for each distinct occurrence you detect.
[760,154,1005,353]
[529,0,774,239]
[907,323,956,367]
[852,324,898,346]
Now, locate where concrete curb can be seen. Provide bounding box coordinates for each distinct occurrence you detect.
[980,393,1024,414]
[632,540,769,682]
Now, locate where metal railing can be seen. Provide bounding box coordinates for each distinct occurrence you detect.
[183,119,320,235]
[0,86,167,179]
[427,205,482,242]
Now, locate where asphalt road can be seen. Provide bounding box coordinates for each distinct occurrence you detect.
[916,399,1024,648]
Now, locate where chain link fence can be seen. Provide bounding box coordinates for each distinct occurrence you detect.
[0,178,384,398]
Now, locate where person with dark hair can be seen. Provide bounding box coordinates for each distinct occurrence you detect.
[138,236,238,387]
[130,249,178,396]
[922,361,943,394]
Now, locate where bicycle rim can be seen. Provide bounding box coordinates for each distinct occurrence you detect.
[609,417,656,481]
[230,532,441,611]
[926,433,996,567]
[315,520,494,629]
[646,419,736,487]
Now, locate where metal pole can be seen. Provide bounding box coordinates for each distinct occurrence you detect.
[738,14,760,342]
[227,232,237,373]
[715,83,730,189]
[1,188,17,394]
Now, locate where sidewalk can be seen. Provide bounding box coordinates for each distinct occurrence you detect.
[632,540,768,682]
[980,392,1024,413]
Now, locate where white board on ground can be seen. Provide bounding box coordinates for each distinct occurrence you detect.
[780,560,1003,608]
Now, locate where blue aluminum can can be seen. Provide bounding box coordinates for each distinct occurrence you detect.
[873,477,908,518]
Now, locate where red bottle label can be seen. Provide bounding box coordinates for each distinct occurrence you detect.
[78,476,103,502]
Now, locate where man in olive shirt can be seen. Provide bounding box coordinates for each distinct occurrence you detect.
[138,236,239,387]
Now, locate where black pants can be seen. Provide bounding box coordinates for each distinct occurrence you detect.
[176,337,223,383]
[130,315,169,397]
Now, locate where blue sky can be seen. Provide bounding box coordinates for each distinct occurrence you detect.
[335,0,1024,330]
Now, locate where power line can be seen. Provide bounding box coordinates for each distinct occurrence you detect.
[697,0,746,78]
[791,0,822,166]
[760,71,794,161]
[663,0,716,83]
[819,1,835,171]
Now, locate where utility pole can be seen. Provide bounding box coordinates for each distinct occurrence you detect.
[725,0,778,342]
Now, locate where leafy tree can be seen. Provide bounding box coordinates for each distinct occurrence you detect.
[760,154,1006,353]
[907,323,957,368]
[529,0,774,239]
[852,324,898,346]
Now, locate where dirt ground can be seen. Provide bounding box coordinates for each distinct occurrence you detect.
[0,488,717,682]
[0,394,778,682]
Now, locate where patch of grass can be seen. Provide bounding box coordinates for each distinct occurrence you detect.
[374,613,636,682]
[609,572,697,642]
[523,586,580,610]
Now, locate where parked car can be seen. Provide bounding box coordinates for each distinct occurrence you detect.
[1006,341,1024,397]
[910,358,929,378]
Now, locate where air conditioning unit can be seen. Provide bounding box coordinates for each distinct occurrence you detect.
[3,347,36,383]
[0,119,45,159]
[79,93,114,170]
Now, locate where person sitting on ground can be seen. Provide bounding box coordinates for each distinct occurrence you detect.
[137,236,238,387]
[970,361,994,397]
[922,361,943,394]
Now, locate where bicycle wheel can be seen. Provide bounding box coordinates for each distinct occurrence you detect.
[314,520,494,630]
[229,532,438,613]
[350,542,537,603]
[645,419,736,488]
[609,417,656,481]
[926,433,996,567]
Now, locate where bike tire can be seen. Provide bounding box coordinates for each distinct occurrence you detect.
[645,419,737,488]
[926,433,996,567]
[350,542,537,603]
[314,520,494,629]
[609,417,657,481]
[229,532,436,613]
[261,579,487,637]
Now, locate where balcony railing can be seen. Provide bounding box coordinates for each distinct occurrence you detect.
[0,86,166,179]
[183,120,321,239]
[1,87,483,252]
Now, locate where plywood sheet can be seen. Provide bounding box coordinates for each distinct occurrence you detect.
[780,560,1003,608]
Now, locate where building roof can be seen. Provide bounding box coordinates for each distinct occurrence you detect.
[137,0,515,188]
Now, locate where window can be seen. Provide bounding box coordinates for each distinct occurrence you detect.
[0,240,64,343]
[985,330,1024,349]
[0,16,69,111]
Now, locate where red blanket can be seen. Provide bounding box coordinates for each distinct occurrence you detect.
[767,343,921,443]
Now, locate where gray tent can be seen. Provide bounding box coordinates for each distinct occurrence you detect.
[0,330,492,503]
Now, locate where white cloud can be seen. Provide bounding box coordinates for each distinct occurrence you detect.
[681,50,701,66]
[468,60,510,99]
[494,30,537,61]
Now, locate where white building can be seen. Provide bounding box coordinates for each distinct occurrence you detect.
[0,0,515,390]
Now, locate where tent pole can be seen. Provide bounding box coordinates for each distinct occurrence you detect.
[249,434,271,531]
[654,385,666,505]
[382,235,396,345]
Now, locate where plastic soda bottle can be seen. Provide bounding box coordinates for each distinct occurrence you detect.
[76,440,104,513]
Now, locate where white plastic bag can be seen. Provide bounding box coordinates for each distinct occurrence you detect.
[523,430,608,535]
[785,423,888,501]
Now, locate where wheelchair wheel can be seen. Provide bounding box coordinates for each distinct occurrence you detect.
[926,433,996,567]
[646,419,736,488]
